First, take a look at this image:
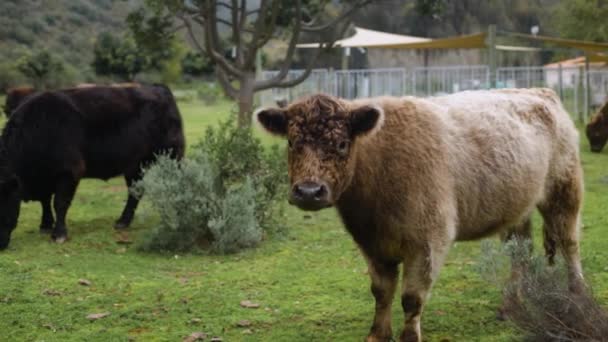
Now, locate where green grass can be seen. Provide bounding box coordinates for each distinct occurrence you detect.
[1,98,608,341]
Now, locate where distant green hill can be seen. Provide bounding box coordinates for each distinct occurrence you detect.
[0,0,140,75]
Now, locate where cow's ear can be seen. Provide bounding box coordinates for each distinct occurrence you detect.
[255,108,288,137]
[350,105,384,138]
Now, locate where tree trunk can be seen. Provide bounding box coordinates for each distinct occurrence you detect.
[237,72,256,127]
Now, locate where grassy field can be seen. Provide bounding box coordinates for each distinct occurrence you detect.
[1,98,608,341]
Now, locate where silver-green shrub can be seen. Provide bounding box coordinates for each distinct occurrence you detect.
[133,117,286,254]
[477,239,608,341]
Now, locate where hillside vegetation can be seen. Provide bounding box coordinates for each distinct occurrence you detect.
[0,0,139,74]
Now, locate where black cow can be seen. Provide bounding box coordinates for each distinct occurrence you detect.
[0,84,185,249]
[3,86,36,118]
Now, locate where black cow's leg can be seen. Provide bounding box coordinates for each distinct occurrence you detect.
[114,175,140,230]
[52,176,79,243]
[39,195,54,234]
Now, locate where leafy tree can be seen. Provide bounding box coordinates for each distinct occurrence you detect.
[128,0,372,126]
[92,32,146,81]
[181,51,215,77]
[555,0,608,42]
[17,50,65,89]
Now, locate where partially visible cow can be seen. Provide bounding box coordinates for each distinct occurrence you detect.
[3,86,36,118]
[255,89,584,342]
[586,101,608,152]
[0,84,185,249]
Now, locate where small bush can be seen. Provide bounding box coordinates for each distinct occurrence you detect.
[133,116,286,254]
[194,117,287,228]
[477,239,608,342]
[197,83,223,105]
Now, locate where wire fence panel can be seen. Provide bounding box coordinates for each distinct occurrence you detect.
[496,67,547,88]
[589,71,608,110]
[259,69,331,106]
[259,65,606,121]
[496,66,585,120]
[334,68,407,99]
[411,65,489,96]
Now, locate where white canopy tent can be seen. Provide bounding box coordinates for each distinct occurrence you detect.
[296,26,487,50]
[296,27,432,49]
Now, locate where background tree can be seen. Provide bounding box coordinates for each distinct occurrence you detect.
[92,32,147,81]
[17,50,65,89]
[555,0,608,42]
[128,0,372,126]
[181,51,215,78]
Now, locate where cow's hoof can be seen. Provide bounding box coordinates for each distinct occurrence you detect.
[53,235,67,244]
[399,329,420,342]
[114,221,129,230]
[365,334,394,342]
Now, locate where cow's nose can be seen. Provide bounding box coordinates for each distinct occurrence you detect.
[291,181,331,210]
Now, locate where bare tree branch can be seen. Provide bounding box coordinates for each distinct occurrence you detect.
[230,0,242,66]
[201,1,244,78]
[254,21,350,91]
[243,0,270,69]
[216,68,239,99]
[255,0,281,49]
[302,0,372,32]
[236,0,247,66]
[179,15,206,53]
[216,1,233,10]
[254,0,303,88]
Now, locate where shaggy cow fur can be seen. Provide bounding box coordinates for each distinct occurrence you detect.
[586,101,608,152]
[0,84,185,249]
[256,88,584,342]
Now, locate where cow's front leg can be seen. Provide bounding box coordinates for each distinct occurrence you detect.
[365,256,399,342]
[39,195,54,233]
[52,175,79,244]
[114,174,140,229]
[400,241,449,342]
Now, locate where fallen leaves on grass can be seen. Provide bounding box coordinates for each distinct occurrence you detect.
[86,312,110,321]
[42,323,57,332]
[42,289,61,296]
[115,232,133,245]
[237,320,251,327]
[78,278,92,286]
[239,300,260,309]
[183,332,207,341]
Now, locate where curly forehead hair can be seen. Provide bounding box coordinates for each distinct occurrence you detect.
[288,93,348,118]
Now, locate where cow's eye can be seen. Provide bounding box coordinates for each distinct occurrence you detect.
[337,140,349,154]
[288,139,293,149]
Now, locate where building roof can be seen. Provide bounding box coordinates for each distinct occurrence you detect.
[544,56,607,68]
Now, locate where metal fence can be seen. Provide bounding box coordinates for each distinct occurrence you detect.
[334,68,407,99]
[259,65,608,121]
[259,69,331,107]
[411,65,489,96]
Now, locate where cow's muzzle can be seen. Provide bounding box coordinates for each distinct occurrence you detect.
[591,145,604,153]
[290,180,332,211]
